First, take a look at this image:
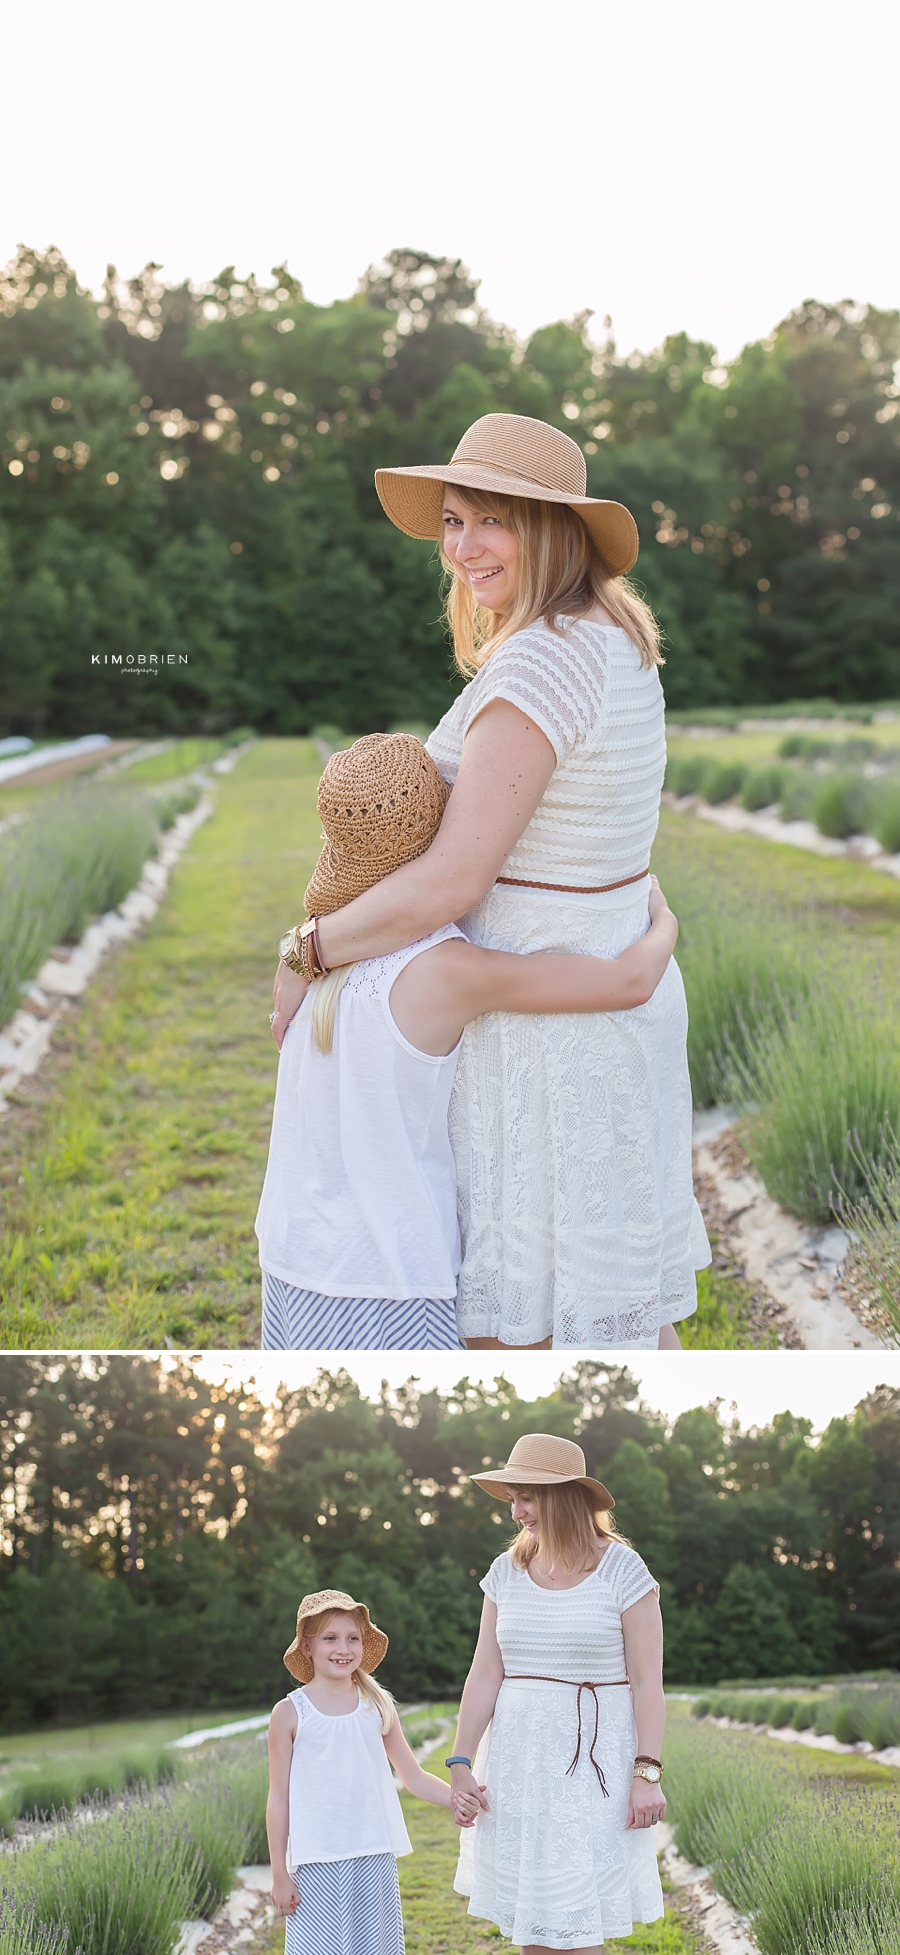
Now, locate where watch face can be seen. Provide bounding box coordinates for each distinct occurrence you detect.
[278,930,296,960]
[643,1765,661,1782]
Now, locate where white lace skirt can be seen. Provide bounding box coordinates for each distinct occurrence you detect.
[455,1678,663,1949]
[450,879,710,1347]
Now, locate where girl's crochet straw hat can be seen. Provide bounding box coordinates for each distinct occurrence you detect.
[470,1433,614,1508]
[283,1588,389,1682]
[375,412,639,575]
[304,732,450,917]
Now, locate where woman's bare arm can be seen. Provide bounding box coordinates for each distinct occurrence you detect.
[622,1591,667,1831]
[317,701,556,966]
[448,1596,504,1821]
[272,701,556,1043]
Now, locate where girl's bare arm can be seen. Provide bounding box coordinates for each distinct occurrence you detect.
[382,1717,452,1806]
[390,881,677,1055]
[267,1699,299,1911]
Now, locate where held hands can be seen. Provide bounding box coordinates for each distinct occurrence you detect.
[449,1764,490,1829]
[271,960,310,1049]
[271,1870,299,1915]
[625,1774,666,1831]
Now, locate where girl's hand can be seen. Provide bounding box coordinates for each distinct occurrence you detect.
[271,961,309,1049]
[625,1774,666,1830]
[647,875,670,926]
[271,1869,299,1914]
[451,1783,487,1827]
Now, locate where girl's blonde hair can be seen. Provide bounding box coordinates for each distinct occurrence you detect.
[507,1481,629,1572]
[441,485,662,678]
[300,1605,395,1733]
[309,964,354,1055]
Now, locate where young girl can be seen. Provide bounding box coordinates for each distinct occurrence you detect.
[257,732,681,1352]
[267,1587,479,1955]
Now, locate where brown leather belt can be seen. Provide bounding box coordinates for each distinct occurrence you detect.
[496,868,650,895]
[504,1676,630,1795]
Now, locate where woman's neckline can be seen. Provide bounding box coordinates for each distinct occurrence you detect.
[523,1539,616,1592]
[300,1683,362,1719]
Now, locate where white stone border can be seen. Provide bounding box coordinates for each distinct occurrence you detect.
[692,1109,887,1349]
[664,788,900,879]
[0,796,212,1115]
[655,1824,757,1955]
[705,1712,900,1767]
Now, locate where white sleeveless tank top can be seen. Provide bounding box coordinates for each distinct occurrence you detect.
[286,1687,412,1867]
[255,926,464,1298]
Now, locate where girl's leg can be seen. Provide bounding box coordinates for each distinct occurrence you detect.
[657,1322,682,1349]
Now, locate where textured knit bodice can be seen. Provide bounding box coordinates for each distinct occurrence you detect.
[482,1542,659,1681]
[426,618,666,886]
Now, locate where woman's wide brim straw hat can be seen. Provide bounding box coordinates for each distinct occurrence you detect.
[470,1432,614,1509]
[304,732,450,917]
[283,1589,389,1682]
[375,412,639,576]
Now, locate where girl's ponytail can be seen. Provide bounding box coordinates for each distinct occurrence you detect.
[310,964,355,1055]
[355,1667,395,1734]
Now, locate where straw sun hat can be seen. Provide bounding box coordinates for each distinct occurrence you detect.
[469,1433,614,1509]
[283,1588,389,1682]
[304,731,450,916]
[375,412,639,576]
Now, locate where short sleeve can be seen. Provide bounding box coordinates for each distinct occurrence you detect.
[613,1547,659,1614]
[479,1553,510,1603]
[465,618,610,764]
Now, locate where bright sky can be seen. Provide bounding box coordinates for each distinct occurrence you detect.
[5,0,898,361]
[189,1351,900,1436]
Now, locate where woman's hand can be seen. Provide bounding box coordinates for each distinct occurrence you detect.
[271,1869,299,1914]
[449,1763,489,1826]
[450,1779,488,1827]
[625,1774,667,1830]
[271,960,309,1049]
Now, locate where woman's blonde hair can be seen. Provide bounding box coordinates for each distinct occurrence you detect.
[441,485,662,678]
[309,964,354,1055]
[507,1482,629,1572]
[300,1605,395,1733]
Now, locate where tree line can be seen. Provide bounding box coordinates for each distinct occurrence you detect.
[0,1356,896,1728]
[0,245,898,740]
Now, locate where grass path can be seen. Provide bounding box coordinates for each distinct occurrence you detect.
[4,753,898,1350]
[0,741,322,1347]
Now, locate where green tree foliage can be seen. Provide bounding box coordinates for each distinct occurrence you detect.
[0,1357,897,1724]
[1,247,897,735]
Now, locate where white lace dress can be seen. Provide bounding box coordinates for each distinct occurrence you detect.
[455,1545,665,1949]
[426,617,709,1347]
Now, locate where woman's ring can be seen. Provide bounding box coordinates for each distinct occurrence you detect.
[269,1011,276,1025]
[651,1815,658,1825]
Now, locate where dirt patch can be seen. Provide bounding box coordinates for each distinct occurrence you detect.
[0,742,136,791]
[693,1141,802,1348]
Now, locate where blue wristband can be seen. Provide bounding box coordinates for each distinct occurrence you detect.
[445,1755,472,1768]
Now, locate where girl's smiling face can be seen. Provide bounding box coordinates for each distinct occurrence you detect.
[301,1611,363,1679]
[441,490,519,613]
[509,1490,540,1536]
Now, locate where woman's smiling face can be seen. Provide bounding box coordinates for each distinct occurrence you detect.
[441,490,519,612]
[509,1490,540,1535]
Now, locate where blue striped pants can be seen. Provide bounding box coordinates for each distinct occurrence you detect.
[261,1272,462,1350]
[285,1852,404,1955]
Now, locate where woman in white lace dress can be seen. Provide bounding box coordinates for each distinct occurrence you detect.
[271,411,709,1349]
[447,1433,667,1954]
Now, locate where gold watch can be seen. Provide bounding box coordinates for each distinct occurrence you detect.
[633,1761,663,1783]
[278,925,305,974]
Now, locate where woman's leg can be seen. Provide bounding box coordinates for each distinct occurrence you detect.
[521,1945,604,1954]
[465,1336,552,1350]
[657,1322,682,1349]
